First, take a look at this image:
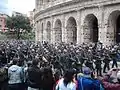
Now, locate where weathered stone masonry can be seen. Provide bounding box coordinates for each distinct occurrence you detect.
[34,0,120,46]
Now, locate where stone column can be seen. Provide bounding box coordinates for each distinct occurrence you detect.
[76,10,81,45]
[51,17,54,44]
[35,21,38,41]
[46,25,51,43]
[80,25,84,44]
[81,21,91,44]
[43,20,46,42]
[62,15,65,43]
[64,17,67,43]
[98,6,112,47]
[38,21,44,42]
[104,23,115,46]
[104,23,110,46]
[37,21,41,42]
[98,6,105,45]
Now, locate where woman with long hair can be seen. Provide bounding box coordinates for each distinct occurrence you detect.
[55,69,76,90]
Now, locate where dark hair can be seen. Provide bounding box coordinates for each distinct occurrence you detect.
[18,60,23,66]
[32,59,39,66]
[27,61,32,67]
[63,69,75,87]
[43,67,52,76]
[12,58,18,65]
[42,67,54,87]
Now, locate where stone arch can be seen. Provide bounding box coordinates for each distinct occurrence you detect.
[46,21,51,43]
[66,17,77,44]
[107,10,120,44]
[54,19,62,43]
[83,14,99,43]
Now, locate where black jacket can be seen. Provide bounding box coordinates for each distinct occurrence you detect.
[27,66,42,88]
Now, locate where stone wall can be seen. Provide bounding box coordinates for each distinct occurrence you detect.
[34,0,120,46]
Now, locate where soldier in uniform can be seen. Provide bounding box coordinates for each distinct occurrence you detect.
[85,59,94,71]
[103,53,111,73]
[111,49,118,68]
[94,55,102,76]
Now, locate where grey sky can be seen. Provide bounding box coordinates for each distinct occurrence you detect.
[0,0,35,15]
[0,0,9,14]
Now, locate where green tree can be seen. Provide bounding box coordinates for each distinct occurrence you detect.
[6,15,32,39]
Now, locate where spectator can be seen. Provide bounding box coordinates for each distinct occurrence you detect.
[0,63,8,90]
[55,69,76,90]
[101,74,120,90]
[27,59,42,90]
[8,58,24,90]
[77,67,104,90]
[42,67,55,90]
[24,61,32,90]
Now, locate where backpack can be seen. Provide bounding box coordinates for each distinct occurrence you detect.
[79,77,104,90]
[0,67,8,82]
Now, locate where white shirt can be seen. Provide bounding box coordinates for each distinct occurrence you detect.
[56,78,76,90]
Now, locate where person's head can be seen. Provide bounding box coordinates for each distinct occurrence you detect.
[27,61,32,67]
[43,67,53,77]
[63,69,75,86]
[82,67,91,78]
[12,58,18,65]
[32,59,39,66]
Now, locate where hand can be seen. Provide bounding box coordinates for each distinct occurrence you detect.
[92,71,97,78]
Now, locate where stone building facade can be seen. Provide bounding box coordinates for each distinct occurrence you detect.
[34,0,120,46]
[0,13,8,32]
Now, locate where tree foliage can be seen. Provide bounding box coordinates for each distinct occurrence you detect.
[6,15,32,39]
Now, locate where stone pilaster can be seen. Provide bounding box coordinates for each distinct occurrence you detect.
[76,10,81,44]
[51,17,54,44]
[35,21,38,41]
[38,21,41,42]
[98,5,106,45]
[43,20,46,42]
[80,25,84,44]
[62,15,65,43]
[39,21,44,42]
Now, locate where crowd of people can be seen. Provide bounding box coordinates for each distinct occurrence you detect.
[0,40,120,90]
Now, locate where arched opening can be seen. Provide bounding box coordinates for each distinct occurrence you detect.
[108,10,120,44]
[83,14,98,43]
[46,21,51,43]
[66,17,77,44]
[54,19,62,43]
